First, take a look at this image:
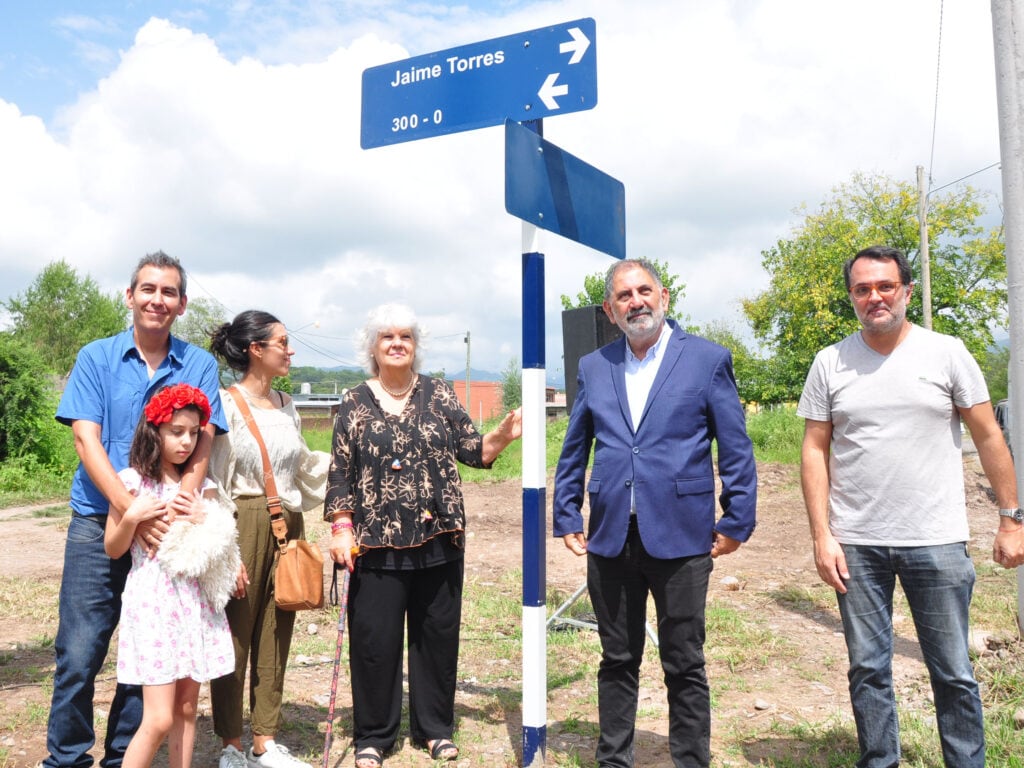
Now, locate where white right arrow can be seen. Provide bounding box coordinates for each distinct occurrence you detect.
[560,27,590,65]
[538,73,569,110]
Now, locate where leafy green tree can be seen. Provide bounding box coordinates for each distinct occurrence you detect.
[982,344,1010,403]
[500,357,522,411]
[743,172,1007,400]
[173,297,236,384]
[691,321,796,406]
[3,260,126,376]
[174,297,226,351]
[560,258,687,320]
[0,333,54,463]
[690,321,760,404]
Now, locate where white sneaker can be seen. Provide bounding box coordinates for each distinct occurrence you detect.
[220,746,248,768]
[246,741,313,768]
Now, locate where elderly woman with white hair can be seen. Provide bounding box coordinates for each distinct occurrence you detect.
[325,303,521,768]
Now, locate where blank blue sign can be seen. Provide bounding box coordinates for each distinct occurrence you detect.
[505,120,625,260]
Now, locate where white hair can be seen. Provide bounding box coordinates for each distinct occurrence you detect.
[356,303,427,375]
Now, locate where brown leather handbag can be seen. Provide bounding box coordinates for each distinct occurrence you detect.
[228,387,324,610]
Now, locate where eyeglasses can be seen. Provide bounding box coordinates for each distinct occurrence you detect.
[850,281,902,300]
[259,336,290,350]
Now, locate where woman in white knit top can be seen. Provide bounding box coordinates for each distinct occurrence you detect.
[207,310,329,768]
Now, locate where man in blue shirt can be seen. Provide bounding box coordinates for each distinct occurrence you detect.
[44,252,228,768]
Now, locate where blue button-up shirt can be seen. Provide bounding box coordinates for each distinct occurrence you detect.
[56,329,228,516]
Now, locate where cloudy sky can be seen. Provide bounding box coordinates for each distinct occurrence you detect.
[0,1,1006,384]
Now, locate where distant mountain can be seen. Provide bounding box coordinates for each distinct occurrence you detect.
[445,367,502,383]
[291,364,503,383]
[291,363,573,388]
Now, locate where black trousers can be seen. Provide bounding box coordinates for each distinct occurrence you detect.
[587,520,713,768]
[347,558,464,753]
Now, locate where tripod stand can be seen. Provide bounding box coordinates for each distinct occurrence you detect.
[546,582,659,647]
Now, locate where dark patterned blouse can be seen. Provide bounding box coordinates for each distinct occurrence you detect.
[324,374,489,569]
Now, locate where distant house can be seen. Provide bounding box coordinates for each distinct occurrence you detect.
[545,387,567,421]
[450,380,503,424]
[292,392,342,430]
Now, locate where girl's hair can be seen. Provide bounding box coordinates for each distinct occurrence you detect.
[356,303,426,375]
[209,310,282,373]
[130,384,211,483]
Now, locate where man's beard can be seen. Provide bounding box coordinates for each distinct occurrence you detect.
[622,307,664,340]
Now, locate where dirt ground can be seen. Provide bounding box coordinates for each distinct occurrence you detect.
[0,448,1019,767]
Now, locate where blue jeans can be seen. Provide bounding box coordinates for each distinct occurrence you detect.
[44,513,142,768]
[588,519,713,768]
[837,543,983,768]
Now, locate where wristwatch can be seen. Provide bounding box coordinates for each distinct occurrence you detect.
[998,507,1024,523]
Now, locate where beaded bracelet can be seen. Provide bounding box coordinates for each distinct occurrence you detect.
[331,520,354,535]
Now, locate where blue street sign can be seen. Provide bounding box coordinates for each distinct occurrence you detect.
[505,119,625,260]
[361,18,596,149]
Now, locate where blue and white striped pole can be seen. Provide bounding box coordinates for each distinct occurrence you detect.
[521,205,548,765]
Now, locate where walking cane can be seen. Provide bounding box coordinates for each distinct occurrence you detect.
[322,563,351,768]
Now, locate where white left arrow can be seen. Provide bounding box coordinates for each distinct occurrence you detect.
[560,26,590,65]
[538,73,569,110]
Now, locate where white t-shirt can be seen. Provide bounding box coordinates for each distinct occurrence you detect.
[797,324,989,546]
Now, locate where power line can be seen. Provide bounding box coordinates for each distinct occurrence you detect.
[181,272,359,367]
[930,162,1001,195]
[927,0,945,190]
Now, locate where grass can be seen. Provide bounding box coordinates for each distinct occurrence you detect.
[0,576,60,627]
[706,600,798,675]
[745,406,804,464]
[770,583,836,614]
[303,427,332,454]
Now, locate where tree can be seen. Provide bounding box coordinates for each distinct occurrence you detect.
[0,333,54,463]
[173,296,227,351]
[981,344,1010,403]
[743,172,1007,400]
[171,296,236,383]
[3,261,126,376]
[690,321,760,405]
[560,258,687,320]
[500,357,522,411]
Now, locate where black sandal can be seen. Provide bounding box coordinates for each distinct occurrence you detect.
[427,739,458,761]
[354,746,383,768]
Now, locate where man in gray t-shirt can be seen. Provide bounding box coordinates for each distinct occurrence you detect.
[798,245,1024,768]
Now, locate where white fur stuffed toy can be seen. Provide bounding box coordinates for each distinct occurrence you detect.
[157,497,241,611]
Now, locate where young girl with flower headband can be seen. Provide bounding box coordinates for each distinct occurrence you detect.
[105,383,241,768]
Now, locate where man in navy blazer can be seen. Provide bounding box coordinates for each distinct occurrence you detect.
[554,258,757,768]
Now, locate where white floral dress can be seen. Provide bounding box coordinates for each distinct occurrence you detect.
[116,469,235,685]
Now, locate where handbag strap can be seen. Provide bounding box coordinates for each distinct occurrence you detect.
[228,386,290,551]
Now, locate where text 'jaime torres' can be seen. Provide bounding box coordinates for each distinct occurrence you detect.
[390,50,505,87]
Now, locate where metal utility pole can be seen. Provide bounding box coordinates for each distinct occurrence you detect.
[464,332,471,420]
[991,0,1024,631]
[917,165,933,329]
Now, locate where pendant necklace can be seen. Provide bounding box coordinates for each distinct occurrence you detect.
[381,388,412,472]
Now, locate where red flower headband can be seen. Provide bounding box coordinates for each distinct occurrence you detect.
[144,383,211,427]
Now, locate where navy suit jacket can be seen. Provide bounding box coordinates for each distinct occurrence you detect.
[553,320,757,559]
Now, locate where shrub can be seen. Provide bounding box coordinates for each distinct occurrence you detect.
[746,406,803,464]
[0,334,53,463]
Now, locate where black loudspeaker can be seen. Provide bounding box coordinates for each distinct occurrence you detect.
[561,305,624,415]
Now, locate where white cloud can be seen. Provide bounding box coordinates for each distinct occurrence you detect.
[0,0,1005,380]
